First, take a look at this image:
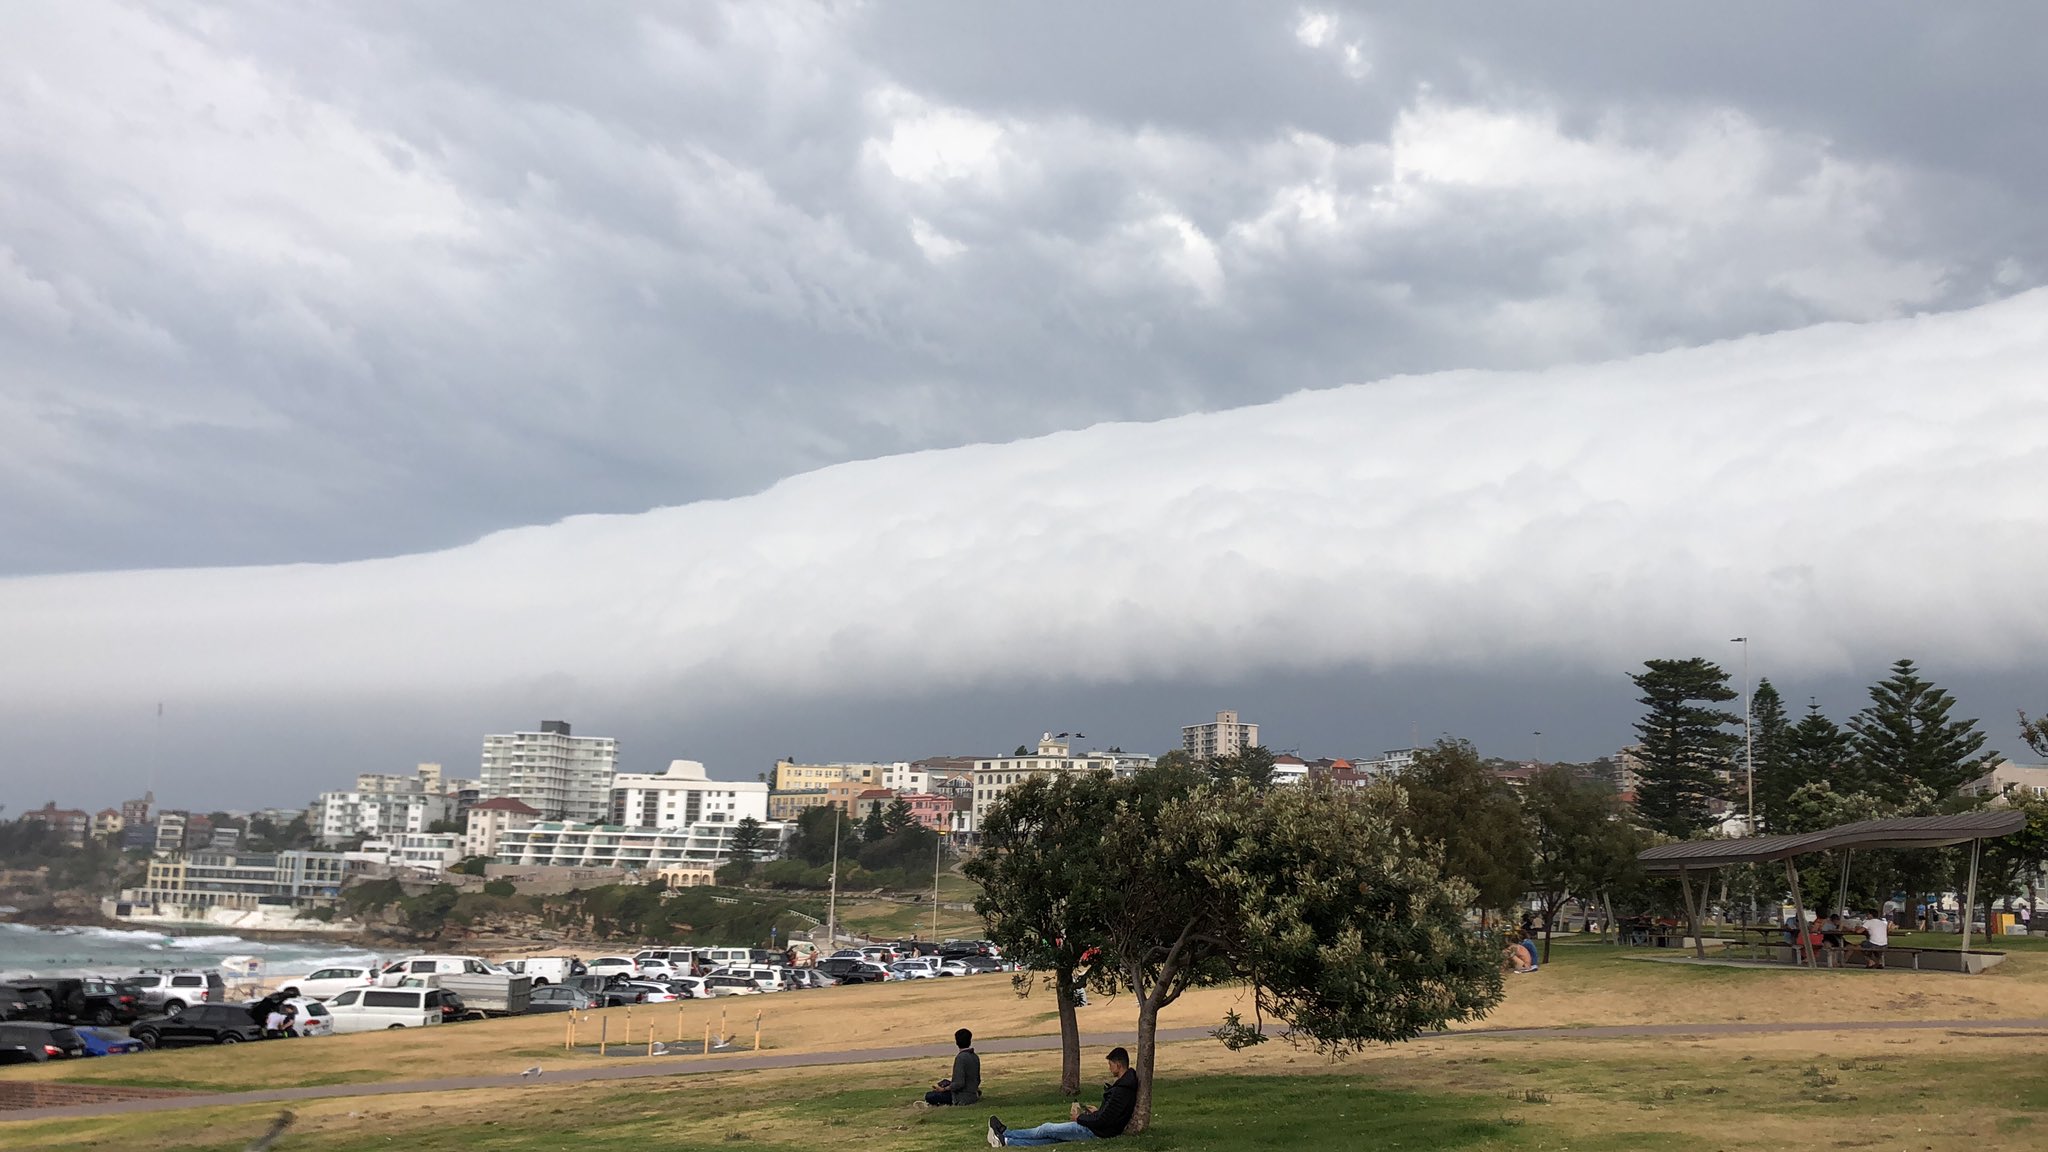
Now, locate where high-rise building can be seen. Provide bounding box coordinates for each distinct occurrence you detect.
[770,760,888,791]
[313,789,452,846]
[967,735,1155,835]
[479,720,618,822]
[1181,710,1260,760]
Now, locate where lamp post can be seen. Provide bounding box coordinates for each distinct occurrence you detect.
[1730,637,1753,835]
[826,806,841,943]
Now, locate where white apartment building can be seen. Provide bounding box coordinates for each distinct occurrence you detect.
[355,764,443,794]
[395,832,462,873]
[610,759,769,830]
[879,762,930,793]
[153,812,187,854]
[464,797,542,859]
[1355,748,1420,780]
[314,790,452,846]
[494,819,789,870]
[967,736,1156,835]
[479,720,618,822]
[1967,760,2048,801]
[1182,710,1260,760]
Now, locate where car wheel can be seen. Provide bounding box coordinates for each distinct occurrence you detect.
[93,1007,115,1025]
[134,1030,159,1049]
[387,1023,406,1029]
[164,1000,185,1016]
[218,1035,241,1045]
[532,977,548,986]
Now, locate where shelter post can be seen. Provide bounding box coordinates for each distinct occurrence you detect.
[1679,865,1706,959]
[1785,858,1813,968]
[1836,849,1852,920]
[1961,838,1981,955]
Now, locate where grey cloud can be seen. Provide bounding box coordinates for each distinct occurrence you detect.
[6,2,2046,573]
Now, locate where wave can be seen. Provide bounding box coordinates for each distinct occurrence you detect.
[0,923,171,944]
[163,934,256,950]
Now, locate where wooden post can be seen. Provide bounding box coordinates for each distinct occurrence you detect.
[1785,858,1812,968]
[1961,838,1981,956]
[720,1007,727,1046]
[703,1021,711,1056]
[677,1004,684,1041]
[600,1016,608,1056]
[647,1024,654,1057]
[1679,865,1706,959]
[565,1013,573,1050]
[753,1010,762,1052]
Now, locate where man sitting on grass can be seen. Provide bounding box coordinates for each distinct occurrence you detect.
[987,1047,1138,1146]
[925,1028,981,1107]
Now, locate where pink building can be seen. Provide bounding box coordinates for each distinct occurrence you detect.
[898,793,955,833]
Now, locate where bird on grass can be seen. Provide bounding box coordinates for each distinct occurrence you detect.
[244,1111,294,1151]
[650,1042,669,1056]
[521,1066,543,1078]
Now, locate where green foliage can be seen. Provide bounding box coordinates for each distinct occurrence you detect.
[425,819,463,834]
[881,797,916,836]
[1205,745,1277,789]
[1787,699,1853,803]
[449,856,491,876]
[726,816,766,880]
[1976,791,2048,914]
[861,801,887,843]
[1748,680,1798,832]
[481,878,516,898]
[1399,739,1533,912]
[402,883,461,931]
[2023,710,2048,759]
[245,814,315,852]
[1522,765,1643,958]
[1848,659,1995,805]
[787,806,859,867]
[1631,657,1740,838]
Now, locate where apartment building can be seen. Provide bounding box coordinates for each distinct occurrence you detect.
[93,808,124,840]
[314,788,451,846]
[767,790,829,821]
[898,793,955,832]
[129,849,355,911]
[22,803,90,848]
[1967,760,2048,801]
[394,832,462,873]
[154,812,187,854]
[610,759,769,831]
[1181,710,1260,759]
[464,797,541,859]
[967,735,1156,835]
[770,760,887,791]
[479,720,618,822]
[494,819,790,870]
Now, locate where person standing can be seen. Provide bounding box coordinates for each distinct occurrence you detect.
[923,1028,981,1107]
[988,1048,1138,1146]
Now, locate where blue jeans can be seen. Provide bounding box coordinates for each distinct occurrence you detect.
[1003,1120,1098,1146]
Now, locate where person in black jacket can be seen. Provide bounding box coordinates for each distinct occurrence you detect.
[987,1048,1138,1145]
[923,1029,982,1106]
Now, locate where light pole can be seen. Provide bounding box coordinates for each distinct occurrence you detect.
[826,806,842,943]
[1730,637,1753,835]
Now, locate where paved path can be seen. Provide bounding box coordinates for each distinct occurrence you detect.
[10,1017,2048,1123]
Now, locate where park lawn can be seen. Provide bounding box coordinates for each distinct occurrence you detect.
[836,895,987,942]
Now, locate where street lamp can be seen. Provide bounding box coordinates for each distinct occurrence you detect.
[1730,637,1753,835]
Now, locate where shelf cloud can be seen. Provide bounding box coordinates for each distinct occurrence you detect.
[8,291,2047,720]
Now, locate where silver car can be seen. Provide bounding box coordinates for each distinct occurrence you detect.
[125,971,227,1015]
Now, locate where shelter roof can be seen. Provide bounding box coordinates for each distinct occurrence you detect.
[1638,810,2026,873]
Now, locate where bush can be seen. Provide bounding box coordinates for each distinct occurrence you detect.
[482,878,516,898]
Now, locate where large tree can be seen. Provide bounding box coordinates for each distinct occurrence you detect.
[1847,659,1995,806]
[1104,777,1503,1132]
[1630,657,1740,838]
[881,797,917,836]
[1523,765,1643,960]
[726,817,766,880]
[2019,710,2048,759]
[1206,745,1277,790]
[1974,791,2048,932]
[965,771,1118,1095]
[1399,739,1532,914]
[1787,699,1854,800]
[1747,679,1796,832]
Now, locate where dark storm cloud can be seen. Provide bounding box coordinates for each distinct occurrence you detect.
[6,2,2044,574]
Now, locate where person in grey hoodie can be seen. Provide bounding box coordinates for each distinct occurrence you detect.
[924,1028,982,1106]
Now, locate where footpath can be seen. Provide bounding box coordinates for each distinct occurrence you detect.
[9,1017,2048,1122]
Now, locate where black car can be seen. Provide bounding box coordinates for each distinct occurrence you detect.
[0,1021,87,1061]
[0,985,53,1022]
[815,956,887,984]
[425,988,468,1023]
[130,1004,264,1049]
[13,978,143,1027]
[895,940,943,958]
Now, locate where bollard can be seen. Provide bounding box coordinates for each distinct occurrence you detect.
[703,1021,711,1056]
[565,1013,573,1051]
[677,1004,684,1041]
[753,1010,762,1052]
[719,1008,726,1047]
[646,1023,654,1057]
[600,1016,608,1056]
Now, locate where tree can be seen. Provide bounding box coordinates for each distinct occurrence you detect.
[882,797,917,836]
[1748,680,1797,832]
[861,801,887,843]
[1014,745,1031,757]
[1523,765,1643,960]
[1399,739,1532,914]
[1103,775,1504,1132]
[1631,657,1740,838]
[2018,710,2048,759]
[426,818,463,835]
[1848,659,1994,805]
[727,817,766,880]
[966,771,1118,1095]
[1974,791,2048,932]
[1206,745,1277,789]
[1787,699,1854,801]
[787,806,857,867]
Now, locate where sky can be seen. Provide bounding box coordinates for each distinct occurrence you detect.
[4,3,2047,808]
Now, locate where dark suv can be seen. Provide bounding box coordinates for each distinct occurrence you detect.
[815,957,887,984]
[0,1022,87,1061]
[0,985,53,1022]
[130,1004,264,1049]
[10,978,141,1027]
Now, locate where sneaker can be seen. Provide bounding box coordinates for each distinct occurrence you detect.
[987,1116,1007,1147]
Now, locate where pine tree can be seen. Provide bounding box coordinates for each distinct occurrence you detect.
[882,796,916,836]
[726,816,765,879]
[861,800,888,842]
[1630,657,1740,839]
[1748,679,1796,832]
[1847,659,1994,805]
[1787,698,1853,797]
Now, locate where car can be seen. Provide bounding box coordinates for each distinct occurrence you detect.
[585,956,641,979]
[278,966,379,1001]
[889,959,940,979]
[10,978,140,1027]
[956,956,1003,975]
[126,970,227,1015]
[275,997,335,1037]
[0,985,52,1022]
[0,1021,86,1060]
[634,957,678,978]
[814,957,887,984]
[507,957,585,985]
[701,974,762,997]
[708,965,788,993]
[562,975,643,1007]
[426,988,468,1023]
[613,980,679,1003]
[788,968,837,989]
[524,985,598,1014]
[935,959,972,978]
[827,949,863,961]
[129,1005,263,1049]
[323,988,443,1033]
[77,1026,146,1056]
[858,946,899,965]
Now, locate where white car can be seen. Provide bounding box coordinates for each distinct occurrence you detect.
[667,975,708,999]
[702,974,762,997]
[634,957,678,978]
[323,987,444,1033]
[936,959,972,978]
[888,960,938,980]
[615,980,679,1003]
[278,996,334,1037]
[278,966,378,1002]
[585,956,640,979]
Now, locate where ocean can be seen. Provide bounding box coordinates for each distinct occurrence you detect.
[0,922,387,983]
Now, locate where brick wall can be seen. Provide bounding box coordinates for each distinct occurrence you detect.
[0,1080,190,1111]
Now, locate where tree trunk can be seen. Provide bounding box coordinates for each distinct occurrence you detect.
[1055,966,1081,1097]
[1541,896,1558,963]
[1127,994,1161,1135]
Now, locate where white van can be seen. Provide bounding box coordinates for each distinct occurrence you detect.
[504,957,579,986]
[696,948,752,970]
[324,987,444,1033]
[711,964,788,993]
[378,955,509,985]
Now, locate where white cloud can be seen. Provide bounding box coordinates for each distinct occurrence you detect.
[5,292,2046,715]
